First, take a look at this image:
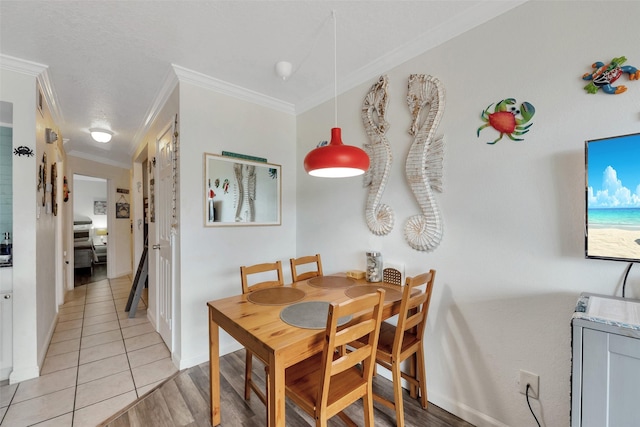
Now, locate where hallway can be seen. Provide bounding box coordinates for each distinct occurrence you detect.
[0,275,177,426]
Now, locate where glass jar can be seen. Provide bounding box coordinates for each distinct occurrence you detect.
[366,251,382,282]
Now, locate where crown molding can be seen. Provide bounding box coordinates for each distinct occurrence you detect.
[0,54,46,76]
[129,65,179,156]
[65,149,131,170]
[37,68,64,125]
[129,63,296,156]
[296,0,528,114]
[172,64,296,115]
[0,54,64,124]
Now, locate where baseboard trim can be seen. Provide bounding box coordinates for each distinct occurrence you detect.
[429,390,510,427]
[9,365,40,384]
[38,312,58,370]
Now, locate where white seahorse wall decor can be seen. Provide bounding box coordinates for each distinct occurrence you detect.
[362,75,394,236]
[404,74,445,251]
[233,163,256,222]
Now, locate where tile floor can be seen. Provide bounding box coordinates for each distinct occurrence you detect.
[0,275,178,426]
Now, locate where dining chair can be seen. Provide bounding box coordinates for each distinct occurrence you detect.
[289,253,323,282]
[354,269,436,427]
[239,260,285,404]
[284,289,386,427]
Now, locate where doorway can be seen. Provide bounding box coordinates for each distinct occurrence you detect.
[72,174,108,286]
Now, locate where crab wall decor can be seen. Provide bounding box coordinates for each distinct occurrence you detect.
[477,98,535,144]
[582,56,640,95]
[14,146,34,157]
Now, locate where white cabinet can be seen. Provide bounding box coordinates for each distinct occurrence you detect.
[571,294,640,427]
[0,266,12,381]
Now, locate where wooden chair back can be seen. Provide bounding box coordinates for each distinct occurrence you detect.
[289,254,323,282]
[239,260,284,406]
[240,260,284,294]
[393,270,435,355]
[285,289,385,426]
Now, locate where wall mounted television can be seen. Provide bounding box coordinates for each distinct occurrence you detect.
[585,132,640,263]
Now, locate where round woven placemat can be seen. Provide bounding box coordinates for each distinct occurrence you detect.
[307,276,356,289]
[247,287,306,306]
[280,301,352,329]
[344,285,403,302]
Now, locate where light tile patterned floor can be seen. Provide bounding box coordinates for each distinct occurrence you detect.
[0,276,178,426]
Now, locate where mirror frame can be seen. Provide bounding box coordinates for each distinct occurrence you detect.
[204,153,282,227]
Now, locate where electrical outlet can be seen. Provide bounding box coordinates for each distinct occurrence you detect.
[519,370,539,399]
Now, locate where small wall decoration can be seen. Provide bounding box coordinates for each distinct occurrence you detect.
[582,56,640,95]
[51,162,57,216]
[116,195,130,219]
[94,200,107,215]
[38,165,44,191]
[41,153,47,207]
[404,74,445,252]
[149,178,155,223]
[63,176,69,202]
[362,74,394,236]
[37,85,44,117]
[14,146,34,157]
[477,98,535,144]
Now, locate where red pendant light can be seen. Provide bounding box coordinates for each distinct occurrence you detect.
[304,128,369,177]
[303,11,370,178]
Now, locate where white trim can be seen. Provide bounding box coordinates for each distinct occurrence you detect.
[429,390,512,427]
[296,0,529,114]
[38,313,58,375]
[0,54,46,76]
[8,366,40,385]
[36,69,63,125]
[128,66,179,157]
[0,55,64,125]
[65,149,131,170]
[172,64,296,115]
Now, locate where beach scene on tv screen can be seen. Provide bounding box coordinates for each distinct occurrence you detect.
[587,133,640,260]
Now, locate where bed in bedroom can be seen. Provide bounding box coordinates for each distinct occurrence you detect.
[73,214,97,273]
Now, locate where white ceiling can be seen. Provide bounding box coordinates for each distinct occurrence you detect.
[0,1,526,168]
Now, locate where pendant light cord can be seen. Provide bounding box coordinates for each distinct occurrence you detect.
[332,10,338,128]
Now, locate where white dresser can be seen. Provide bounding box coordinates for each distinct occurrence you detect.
[571,293,640,427]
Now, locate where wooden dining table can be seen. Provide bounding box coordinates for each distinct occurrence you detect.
[206,273,407,427]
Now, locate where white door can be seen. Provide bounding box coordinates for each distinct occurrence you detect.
[155,123,174,350]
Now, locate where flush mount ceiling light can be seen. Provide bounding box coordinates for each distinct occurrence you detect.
[89,128,113,143]
[303,11,369,178]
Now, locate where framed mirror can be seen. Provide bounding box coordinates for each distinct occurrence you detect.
[204,153,281,226]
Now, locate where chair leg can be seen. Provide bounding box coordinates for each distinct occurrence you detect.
[409,352,417,398]
[391,360,405,427]
[416,347,428,409]
[363,385,375,427]
[244,349,253,400]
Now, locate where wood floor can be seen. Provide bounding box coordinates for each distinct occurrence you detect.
[101,349,474,427]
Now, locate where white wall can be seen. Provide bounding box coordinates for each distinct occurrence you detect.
[175,80,297,368]
[296,2,640,426]
[0,64,64,383]
[0,67,39,383]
